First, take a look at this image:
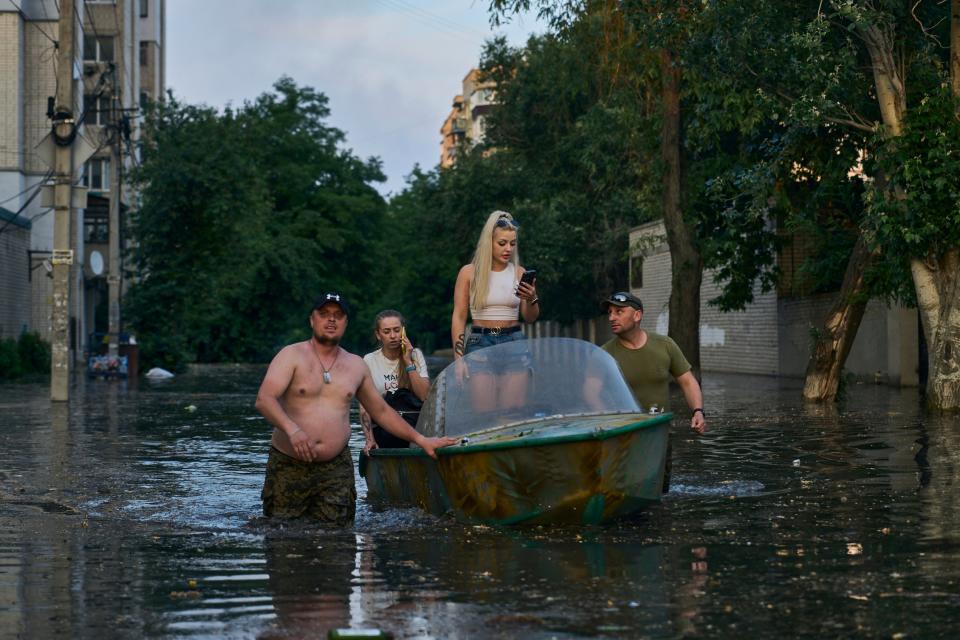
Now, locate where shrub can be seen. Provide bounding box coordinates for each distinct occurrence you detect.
[17,332,51,375]
[0,338,22,380]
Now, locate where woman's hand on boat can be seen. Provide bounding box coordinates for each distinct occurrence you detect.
[418,435,459,459]
[363,436,378,456]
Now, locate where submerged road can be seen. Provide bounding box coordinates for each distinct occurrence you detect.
[2,365,960,638]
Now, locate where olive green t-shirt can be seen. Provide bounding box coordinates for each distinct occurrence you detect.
[601,332,691,411]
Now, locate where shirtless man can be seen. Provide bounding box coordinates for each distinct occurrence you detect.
[255,292,456,525]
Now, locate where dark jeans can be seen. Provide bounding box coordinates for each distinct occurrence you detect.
[464,329,529,373]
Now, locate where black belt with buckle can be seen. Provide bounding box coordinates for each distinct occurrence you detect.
[472,325,522,336]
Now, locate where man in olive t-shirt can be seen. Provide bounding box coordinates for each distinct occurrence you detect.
[600,292,706,434]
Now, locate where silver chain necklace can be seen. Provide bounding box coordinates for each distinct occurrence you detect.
[311,341,340,384]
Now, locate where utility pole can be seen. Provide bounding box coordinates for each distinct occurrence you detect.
[51,0,77,402]
[108,103,122,357]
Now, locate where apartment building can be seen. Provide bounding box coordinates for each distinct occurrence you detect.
[439,68,496,168]
[0,0,165,359]
[439,95,465,169]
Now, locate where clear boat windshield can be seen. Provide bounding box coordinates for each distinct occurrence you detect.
[417,337,640,438]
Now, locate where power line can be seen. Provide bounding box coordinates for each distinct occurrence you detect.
[8,0,58,46]
[384,0,490,39]
[10,0,61,102]
[0,178,46,207]
[370,0,489,43]
[0,171,54,237]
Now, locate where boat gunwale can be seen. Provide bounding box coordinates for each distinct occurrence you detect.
[367,411,673,458]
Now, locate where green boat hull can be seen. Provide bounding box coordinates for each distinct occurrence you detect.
[360,412,671,526]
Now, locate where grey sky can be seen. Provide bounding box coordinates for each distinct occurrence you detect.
[166,1,542,197]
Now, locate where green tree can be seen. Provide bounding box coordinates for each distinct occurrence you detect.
[479,14,661,324]
[384,12,660,349]
[382,151,528,351]
[489,0,708,374]
[127,78,386,370]
[691,0,955,406]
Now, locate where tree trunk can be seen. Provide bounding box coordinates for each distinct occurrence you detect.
[802,21,905,403]
[912,252,960,409]
[912,12,960,409]
[863,20,960,410]
[659,47,703,379]
[802,235,875,401]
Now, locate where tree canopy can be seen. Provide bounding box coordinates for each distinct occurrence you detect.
[126,78,386,370]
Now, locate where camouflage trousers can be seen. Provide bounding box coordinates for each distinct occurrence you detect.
[261,446,356,526]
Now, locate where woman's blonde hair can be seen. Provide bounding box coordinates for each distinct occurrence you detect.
[470,210,520,312]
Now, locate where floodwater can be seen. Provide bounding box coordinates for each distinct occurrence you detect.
[2,364,960,639]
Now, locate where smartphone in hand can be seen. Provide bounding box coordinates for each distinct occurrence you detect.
[519,268,537,285]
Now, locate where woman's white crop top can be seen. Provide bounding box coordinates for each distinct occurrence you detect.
[472,264,520,321]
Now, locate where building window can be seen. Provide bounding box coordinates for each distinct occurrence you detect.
[83,35,114,62]
[84,213,109,244]
[83,94,112,126]
[139,41,149,66]
[140,0,148,17]
[82,158,111,192]
[629,255,644,290]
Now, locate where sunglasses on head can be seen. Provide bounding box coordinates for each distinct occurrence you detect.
[495,216,519,229]
[611,293,629,302]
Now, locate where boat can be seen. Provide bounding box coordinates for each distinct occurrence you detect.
[360,337,672,525]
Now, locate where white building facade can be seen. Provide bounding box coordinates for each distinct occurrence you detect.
[0,0,165,358]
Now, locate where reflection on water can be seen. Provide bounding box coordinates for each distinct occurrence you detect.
[2,366,960,638]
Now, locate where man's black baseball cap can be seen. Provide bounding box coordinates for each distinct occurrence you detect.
[602,291,643,312]
[313,292,351,316]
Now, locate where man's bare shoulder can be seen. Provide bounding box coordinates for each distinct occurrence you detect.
[339,349,366,372]
[270,341,310,366]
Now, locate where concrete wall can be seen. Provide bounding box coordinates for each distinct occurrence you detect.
[778,295,919,385]
[138,0,164,102]
[23,18,58,176]
[0,211,31,338]
[629,220,780,375]
[627,219,920,385]
[0,12,24,172]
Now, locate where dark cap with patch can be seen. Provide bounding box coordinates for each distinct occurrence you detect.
[602,291,643,312]
[313,292,351,316]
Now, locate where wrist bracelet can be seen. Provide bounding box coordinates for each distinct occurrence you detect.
[405,364,417,373]
[530,297,539,305]
[693,408,705,416]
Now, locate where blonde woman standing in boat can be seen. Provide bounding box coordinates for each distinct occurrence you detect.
[451,211,540,412]
[360,310,430,453]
